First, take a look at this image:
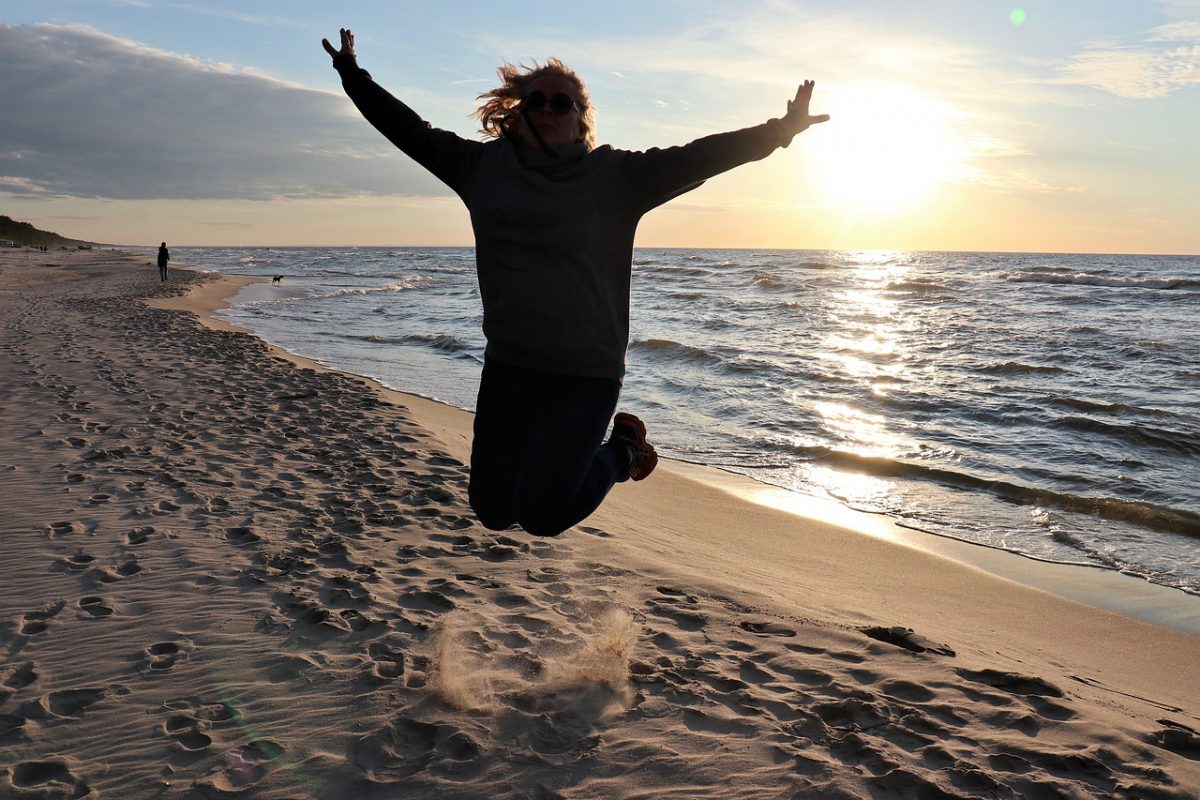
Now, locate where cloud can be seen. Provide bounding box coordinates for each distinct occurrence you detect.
[0,23,450,201]
[1058,15,1200,98]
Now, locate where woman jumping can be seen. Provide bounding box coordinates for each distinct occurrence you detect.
[322,28,828,536]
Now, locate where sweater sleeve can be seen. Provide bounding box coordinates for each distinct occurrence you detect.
[622,119,793,211]
[335,59,483,195]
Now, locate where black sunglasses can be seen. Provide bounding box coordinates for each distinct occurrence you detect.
[522,91,580,115]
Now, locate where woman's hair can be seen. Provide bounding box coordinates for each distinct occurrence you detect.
[475,58,595,149]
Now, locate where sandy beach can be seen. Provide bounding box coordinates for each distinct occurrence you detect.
[2,248,1198,799]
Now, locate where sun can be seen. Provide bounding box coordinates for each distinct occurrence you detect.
[806,81,970,215]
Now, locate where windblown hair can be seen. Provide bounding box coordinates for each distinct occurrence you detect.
[475,58,596,150]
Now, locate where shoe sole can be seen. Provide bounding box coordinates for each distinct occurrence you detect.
[614,413,656,481]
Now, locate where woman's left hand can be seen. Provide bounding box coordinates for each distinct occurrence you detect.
[321,28,357,67]
[782,80,830,135]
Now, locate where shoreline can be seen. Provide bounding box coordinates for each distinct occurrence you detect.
[160,268,1200,635]
[5,248,1197,798]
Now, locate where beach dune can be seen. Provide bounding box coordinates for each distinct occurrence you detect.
[1,249,1197,799]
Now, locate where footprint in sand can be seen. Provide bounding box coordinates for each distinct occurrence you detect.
[199,740,285,792]
[114,556,142,577]
[647,587,707,632]
[126,525,154,545]
[862,626,956,657]
[40,688,106,719]
[355,718,478,782]
[162,696,240,726]
[954,668,1061,697]
[153,499,181,515]
[481,541,521,562]
[20,600,66,635]
[48,520,82,537]
[3,662,38,693]
[78,596,115,618]
[365,642,406,680]
[739,620,796,638]
[969,670,1080,726]
[56,552,96,573]
[4,761,92,799]
[94,555,143,584]
[1149,720,1200,759]
[681,707,759,738]
[143,640,189,672]
[225,526,261,546]
[163,713,214,752]
[0,713,28,745]
[396,587,457,614]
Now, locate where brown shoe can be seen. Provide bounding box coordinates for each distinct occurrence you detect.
[610,412,657,481]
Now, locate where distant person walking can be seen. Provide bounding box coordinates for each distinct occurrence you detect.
[157,242,170,281]
[322,27,827,537]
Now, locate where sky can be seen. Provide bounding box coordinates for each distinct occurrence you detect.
[1,0,1198,253]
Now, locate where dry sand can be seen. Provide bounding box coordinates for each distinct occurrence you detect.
[1,248,1198,799]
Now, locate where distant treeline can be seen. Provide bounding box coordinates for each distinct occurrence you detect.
[0,215,95,247]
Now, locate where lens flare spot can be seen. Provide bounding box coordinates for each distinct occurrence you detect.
[1010,8,1027,25]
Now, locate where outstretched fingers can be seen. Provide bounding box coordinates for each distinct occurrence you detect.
[321,27,355,60]
[786,80,830,128]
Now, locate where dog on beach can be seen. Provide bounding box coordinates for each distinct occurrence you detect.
[272,275,283,283]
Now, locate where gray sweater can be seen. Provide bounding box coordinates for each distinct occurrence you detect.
[337,62,795,380]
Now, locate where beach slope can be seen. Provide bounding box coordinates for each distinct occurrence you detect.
[1,249,1197,799]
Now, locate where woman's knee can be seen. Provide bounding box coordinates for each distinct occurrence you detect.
[468,490,515,532]
[517,513,570,537]
[514,501,578,536]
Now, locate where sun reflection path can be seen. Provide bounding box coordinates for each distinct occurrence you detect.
[819,252,919,395]
[802,252,933,508]
[810,401,909,460]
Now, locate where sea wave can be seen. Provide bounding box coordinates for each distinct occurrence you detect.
[980,361,1065,375]
[332,331,474,355]
[752,273,788,290]
[883,280,951,294]
[402,332,475,355]
[339,278,436,296]
[1056,416,1200,457]
[1003,271,1200,290]
[791,447,1200,537]
[1043,396,1174,418]
[630,338,723,366]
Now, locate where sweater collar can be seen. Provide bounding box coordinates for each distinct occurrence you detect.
[510,138,590,172]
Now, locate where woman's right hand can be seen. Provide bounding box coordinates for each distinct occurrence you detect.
[321,28,357,65]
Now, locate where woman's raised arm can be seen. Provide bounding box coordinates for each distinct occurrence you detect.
[320,27,482,194]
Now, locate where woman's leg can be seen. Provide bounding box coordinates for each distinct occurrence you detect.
[511,372,624,537]
[467,358,532,531]
[467,358,627,537]
[511,383,624,534]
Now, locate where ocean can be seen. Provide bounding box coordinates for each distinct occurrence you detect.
[148,246,1200,596]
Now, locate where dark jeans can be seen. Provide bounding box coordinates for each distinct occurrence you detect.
[468,356,627,537]
[158,265,168,281]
